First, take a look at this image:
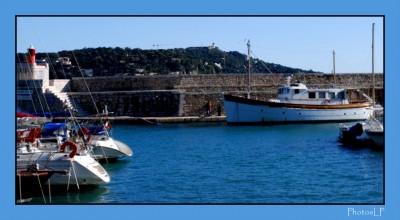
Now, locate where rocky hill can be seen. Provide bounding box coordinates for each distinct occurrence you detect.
[17,46,319,78]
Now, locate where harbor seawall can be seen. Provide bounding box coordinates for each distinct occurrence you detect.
[68,73,384,117]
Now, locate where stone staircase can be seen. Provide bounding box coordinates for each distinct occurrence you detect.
[67,96,91,116]
[46,87,90,116]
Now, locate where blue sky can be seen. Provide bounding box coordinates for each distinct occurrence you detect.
[17,16,383,74]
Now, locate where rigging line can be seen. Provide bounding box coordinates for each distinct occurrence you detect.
[36,172,47,204]
[374,24,384,46]
[70,159,80,191]
[52,51,84,117]
[58,28,102,117]
[67,165,71,191]
[29,19,81,119]
[29,20,109,135]
[250,49,285,85]
[16,53,37,113]
[18,30,51,116]
[313,53,331,73]
[48,178,52,204]
[254,44,329,54]
[67,49,110,136]
[17,30,40,113]
[250,50,274,74]
[30,18,81,117]
[69,50,100,115]
[26,53,52,116]
[99,142,109,164]
[17,52,47,116]
[336,55,362,74]
[29,18,59,84]
[18,174,22,203]
[69,112,93,156]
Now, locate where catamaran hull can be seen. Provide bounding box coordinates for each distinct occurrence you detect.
[223,94,373,124]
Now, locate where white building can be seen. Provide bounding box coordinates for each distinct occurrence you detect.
[17,46,74,112]
[16,45,50,93]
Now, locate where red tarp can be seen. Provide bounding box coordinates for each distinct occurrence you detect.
[16,112,38,118]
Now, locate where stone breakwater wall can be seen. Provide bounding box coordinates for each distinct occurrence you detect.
[69,90,182,117]
[70,73,384,116]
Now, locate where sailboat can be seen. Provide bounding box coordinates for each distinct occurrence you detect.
[364,117,384,147]
[78,119,133,160]
[17,150,111,186]
[17,45,133,161]
[338,23,384,148]
[222,40,374,124]
[362,23,384,148]
[17,124,111,186]
[40,118,133,161]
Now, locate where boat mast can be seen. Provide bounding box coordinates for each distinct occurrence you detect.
[247,40,251,99]
[333,50,336,87]
[372,23,375,106]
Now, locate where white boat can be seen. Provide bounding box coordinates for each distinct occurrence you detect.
[17,117,51,126]
[17,146,110,186]
[364,113,384,147]
[89,135,133,160]
[338,23,383,148]
[338,107,383,148]
[17,111,51,127]
[338,121,372,147]
[364,23,384,148]
[74,122,133,161]
[17,128,110,186]
[85,108,134,161]
[41,121,133,161]
[222,40,373,124]
[365,129,383,147]
[223,79,373,124]
[338,117,383,148]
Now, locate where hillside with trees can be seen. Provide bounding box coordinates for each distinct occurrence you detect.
[17,46,319,79]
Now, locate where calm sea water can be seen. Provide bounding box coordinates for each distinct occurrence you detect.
[29,122,383,204]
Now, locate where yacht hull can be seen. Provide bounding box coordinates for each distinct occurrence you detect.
[90,136,133,160]
[365,130,384,147]
[17,152,110,186]
[223,94,373,124]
